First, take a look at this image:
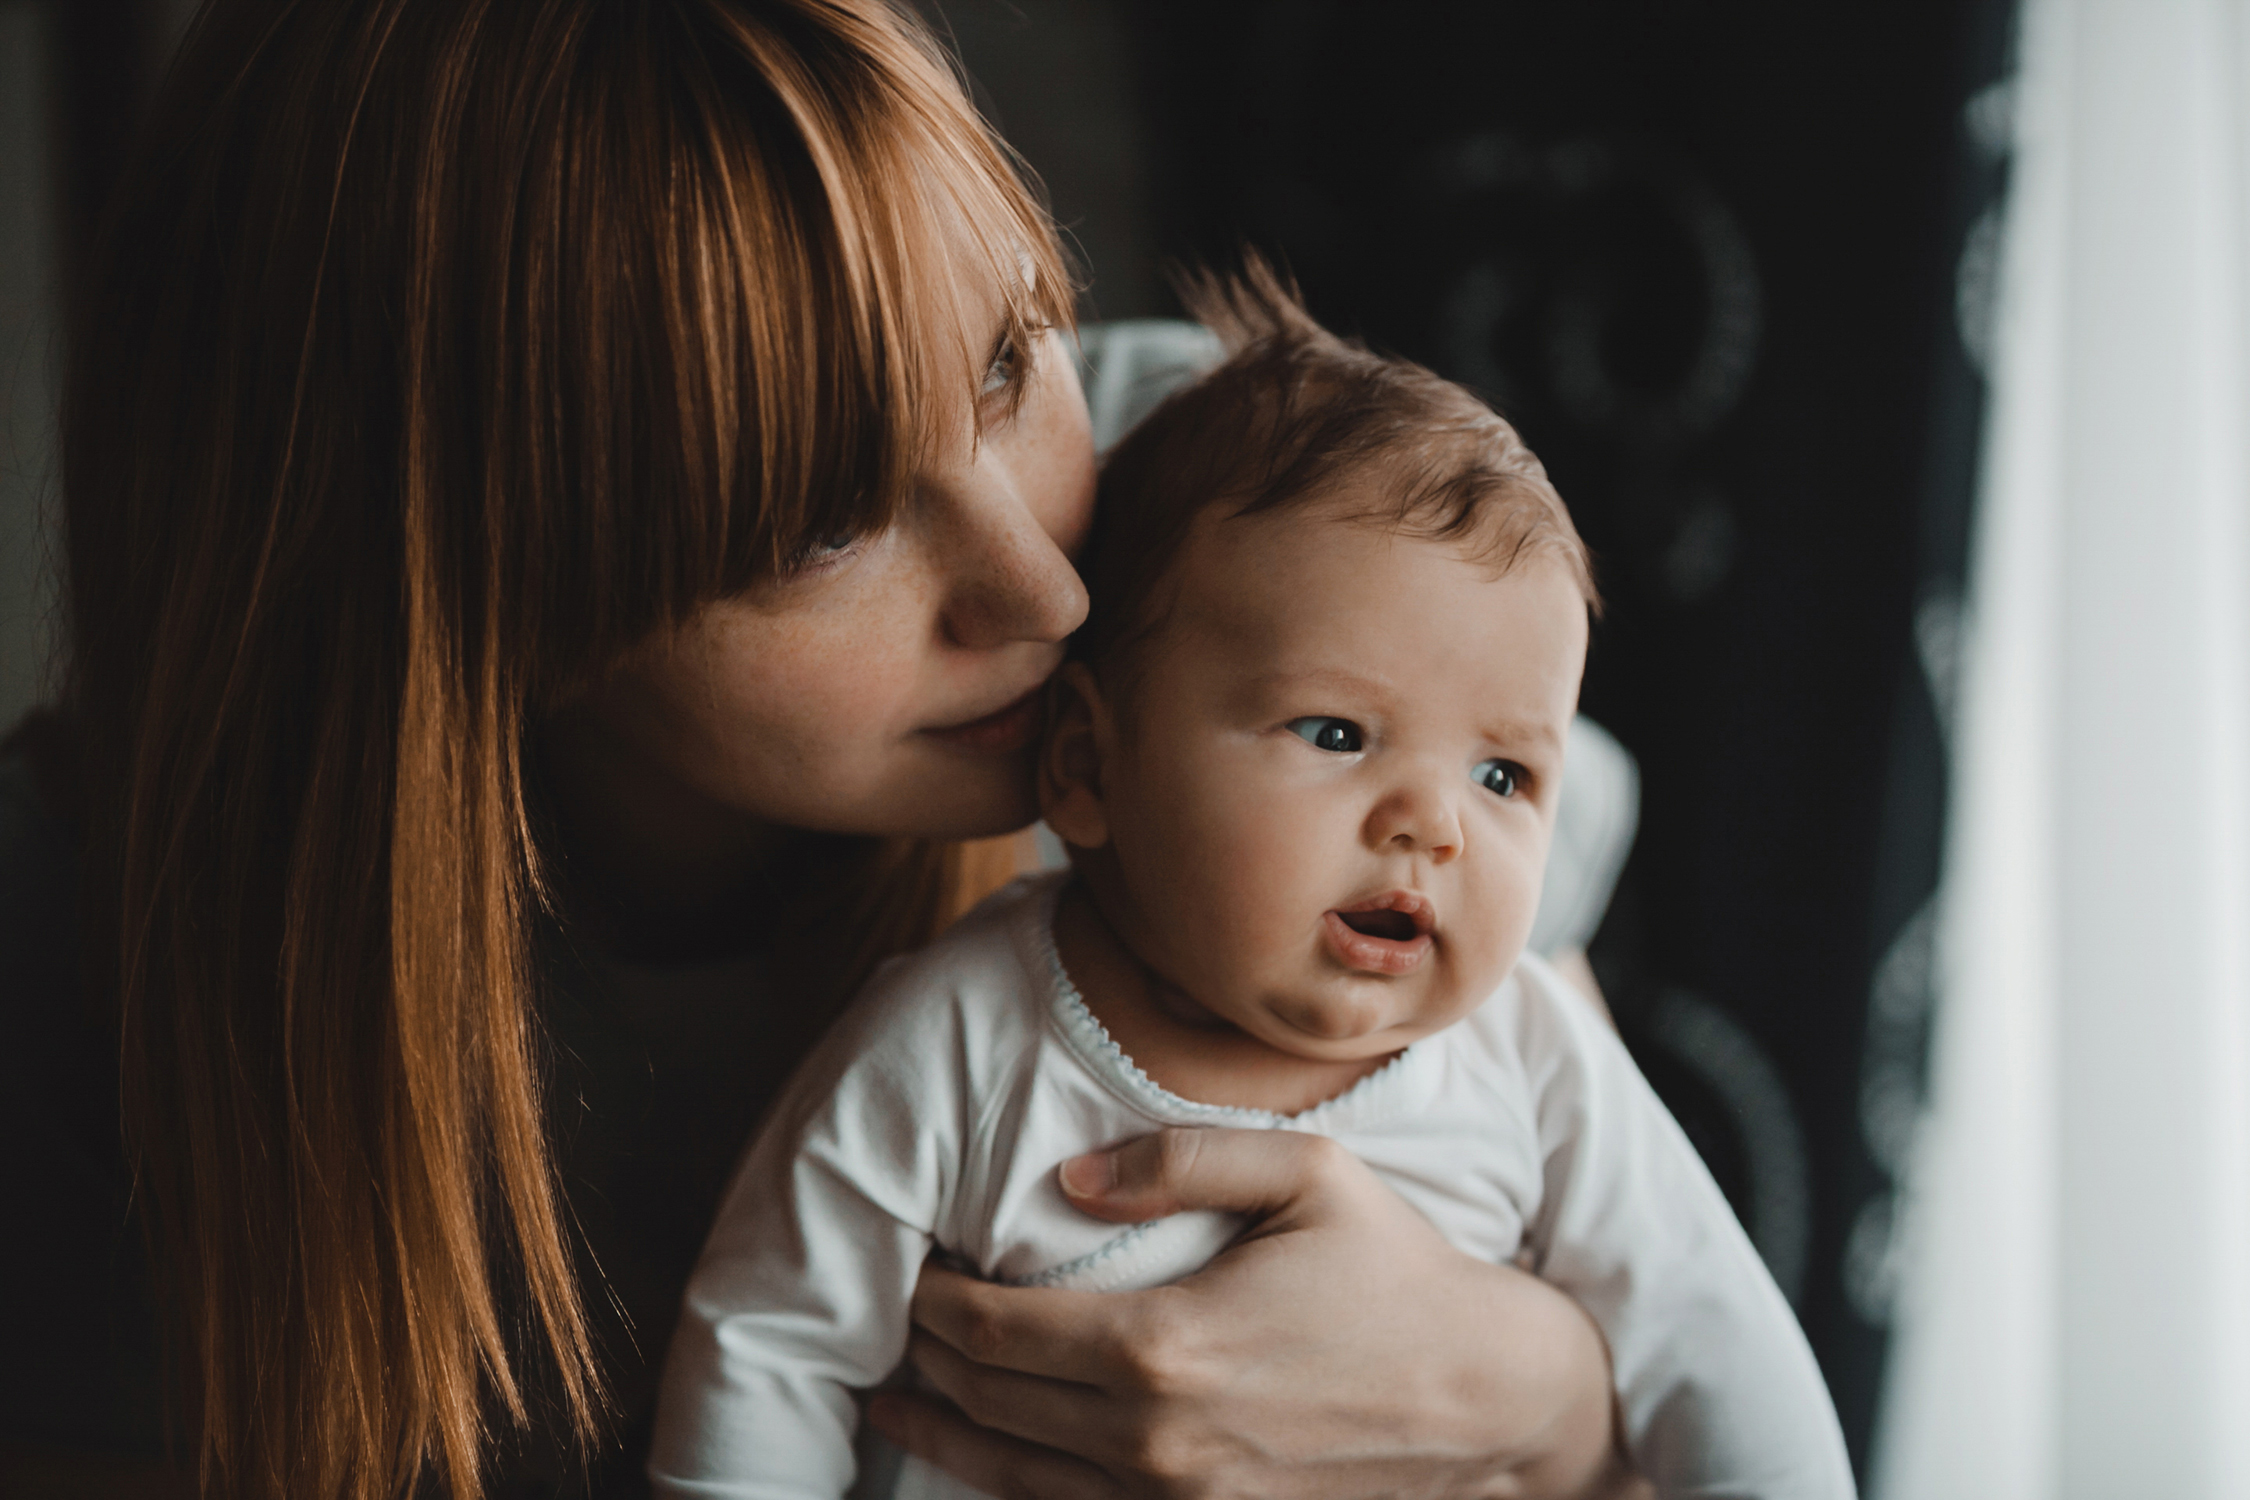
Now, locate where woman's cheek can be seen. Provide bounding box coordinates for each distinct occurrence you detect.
[655,621,910,823]
[725,587,924,736]
[1013,333,1098,555]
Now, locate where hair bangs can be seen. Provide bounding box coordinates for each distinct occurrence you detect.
[531,0,1072,693]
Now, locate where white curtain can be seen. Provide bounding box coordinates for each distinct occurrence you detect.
[1871,0,2250,1494]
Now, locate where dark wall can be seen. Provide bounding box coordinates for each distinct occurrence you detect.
[945,0,2014,1476]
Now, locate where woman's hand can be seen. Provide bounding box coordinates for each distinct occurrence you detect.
[872,1127,1649,1500]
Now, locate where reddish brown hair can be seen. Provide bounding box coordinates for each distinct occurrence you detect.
[1075,258,1597,680]
[56,1,1068,1495]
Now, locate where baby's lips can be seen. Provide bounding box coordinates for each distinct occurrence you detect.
[1330,888,1437,936]
[1321,907,1433,975]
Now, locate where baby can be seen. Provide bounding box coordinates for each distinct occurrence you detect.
[649,270,1855,1499]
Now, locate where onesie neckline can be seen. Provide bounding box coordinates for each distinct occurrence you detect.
[1024,872,1446,1135]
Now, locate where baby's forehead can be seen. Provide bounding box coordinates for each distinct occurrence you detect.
[1174,497,1509,607]
[1156,502,1570,661]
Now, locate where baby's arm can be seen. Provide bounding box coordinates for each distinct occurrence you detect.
[648,976,978,1499]
[1507,957,1856,1499]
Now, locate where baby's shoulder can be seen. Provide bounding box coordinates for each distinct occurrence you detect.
[822,871,1064,1085]
[1449,950,1618,1082]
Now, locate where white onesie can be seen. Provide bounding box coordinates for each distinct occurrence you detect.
[648,872,1855,1499]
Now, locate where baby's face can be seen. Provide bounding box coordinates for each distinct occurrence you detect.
[1072,495,1588,1062]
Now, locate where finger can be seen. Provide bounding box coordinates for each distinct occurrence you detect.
[906,1328,1119,1455]
[1058,1125,1359,1224]
[866,1391,1123,1500]
[912,1263,1136,1384]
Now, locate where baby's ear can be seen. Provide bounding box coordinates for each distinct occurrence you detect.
[1039,662,1112,851]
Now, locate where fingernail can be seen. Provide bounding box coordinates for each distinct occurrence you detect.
[1059,1150,1116,1198]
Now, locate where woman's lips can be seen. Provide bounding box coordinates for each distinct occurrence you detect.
[1321,892,1435,975]
[922,687,1044,754]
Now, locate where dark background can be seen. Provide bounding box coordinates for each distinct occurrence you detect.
[18,0,2016,1481]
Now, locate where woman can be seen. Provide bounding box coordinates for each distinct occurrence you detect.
[0,1,1642,1496]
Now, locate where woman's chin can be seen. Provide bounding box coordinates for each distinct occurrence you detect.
[754,744,1041,843]
[859,771,1041,844]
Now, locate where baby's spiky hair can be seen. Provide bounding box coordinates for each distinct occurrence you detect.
[1073,255,1598,679]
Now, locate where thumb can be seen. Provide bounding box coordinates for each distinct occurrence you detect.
[1056,1126,1354,1224]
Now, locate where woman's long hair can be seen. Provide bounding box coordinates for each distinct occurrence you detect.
[57,1,1070,1494]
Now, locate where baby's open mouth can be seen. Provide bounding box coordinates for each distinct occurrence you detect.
[1321,892,1435,976]
[1338,909,1420,941]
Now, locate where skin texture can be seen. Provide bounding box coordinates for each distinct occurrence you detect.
[1042,503,1590,1116]
[548,324,1644,1496]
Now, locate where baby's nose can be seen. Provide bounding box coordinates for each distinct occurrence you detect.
[1363,776,1464,861]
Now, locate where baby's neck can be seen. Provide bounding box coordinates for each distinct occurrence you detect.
[1051,881,1394,1117]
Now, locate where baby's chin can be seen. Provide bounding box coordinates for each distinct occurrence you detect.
[1251,992,1444,1058]
[1245,968,1508,1059]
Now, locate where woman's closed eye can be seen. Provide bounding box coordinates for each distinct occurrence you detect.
[1287,716,1363,753]
[781,530,865,577]
[1472,758,1525,798]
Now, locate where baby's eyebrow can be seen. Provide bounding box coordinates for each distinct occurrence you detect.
[1481,718,1566,755]
[1242,666,1397,703]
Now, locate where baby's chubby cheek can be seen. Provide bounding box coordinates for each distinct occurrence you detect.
[1145,753,1550,1047]
[1106,760,1300,965]
[1134,793,1426,1042]
[1445,875,1545,1012]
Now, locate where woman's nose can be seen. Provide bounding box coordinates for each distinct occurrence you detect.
[937,488,1089,648]
[927,452,1091,649]
[1362,773,1465,862]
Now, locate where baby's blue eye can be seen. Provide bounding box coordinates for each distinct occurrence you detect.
[1473,758,1522,798]
[1287,717,1363,753]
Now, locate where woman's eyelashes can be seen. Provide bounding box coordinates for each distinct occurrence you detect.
[979,326,1039,402]
[1287,716,1363,753]
[781,531,865,577]
[980,337,1019,396]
